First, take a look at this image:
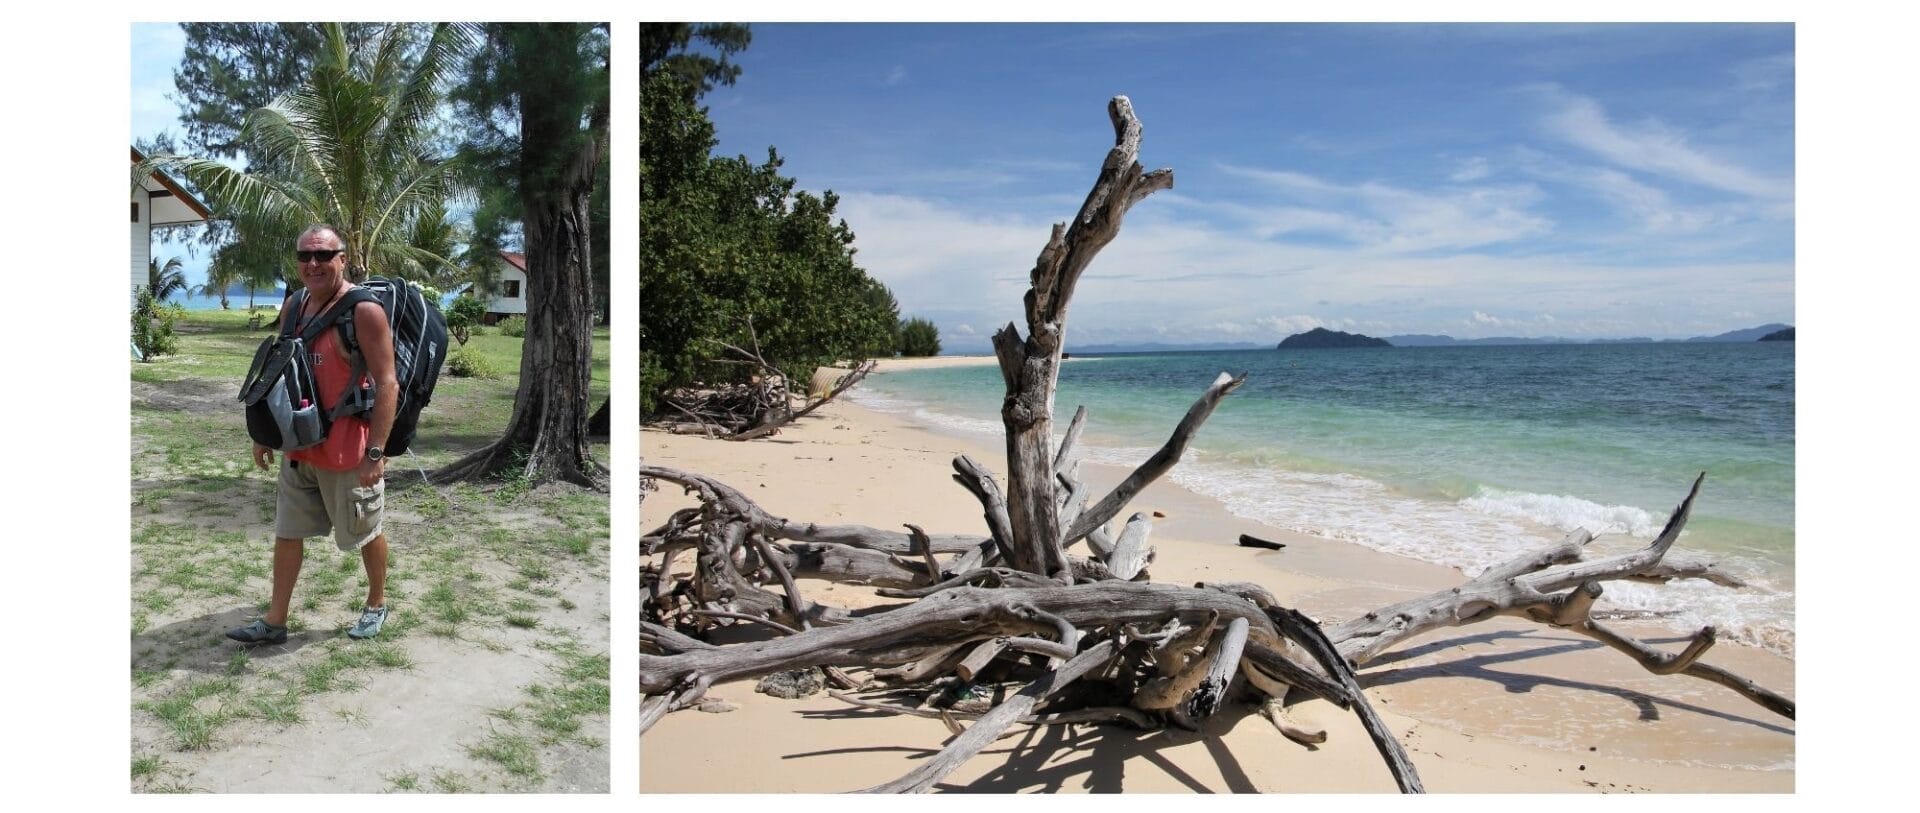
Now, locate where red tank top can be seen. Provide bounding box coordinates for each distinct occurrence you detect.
[287,316,373,471]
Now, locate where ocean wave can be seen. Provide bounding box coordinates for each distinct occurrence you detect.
[1462,488,1662,538]
[849,384,1794,658]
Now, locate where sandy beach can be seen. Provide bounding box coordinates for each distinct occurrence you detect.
[640,356,1794,793]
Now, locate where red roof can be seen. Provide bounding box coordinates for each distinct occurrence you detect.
[500,251,528,273]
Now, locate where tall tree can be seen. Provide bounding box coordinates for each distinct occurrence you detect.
[137,23,469,285]
[162,25,383,259]
[435,22,610,488]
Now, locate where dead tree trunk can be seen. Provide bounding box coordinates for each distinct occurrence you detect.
[993,96,1175,583]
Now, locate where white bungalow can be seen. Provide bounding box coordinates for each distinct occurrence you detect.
[452,250,530,324]
[130,146,212,308]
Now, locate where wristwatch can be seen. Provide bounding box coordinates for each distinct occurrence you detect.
[366,446,385,462]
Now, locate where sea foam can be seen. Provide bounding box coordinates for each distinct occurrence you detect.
[851,381,1794,657]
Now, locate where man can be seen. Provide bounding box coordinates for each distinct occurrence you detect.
[227,224,399,644]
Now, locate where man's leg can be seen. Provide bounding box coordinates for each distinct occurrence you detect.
[265,537,304,627]
[361,533,388,609]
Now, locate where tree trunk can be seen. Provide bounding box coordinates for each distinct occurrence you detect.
[994,97,1174,582]
[433,33,607,489]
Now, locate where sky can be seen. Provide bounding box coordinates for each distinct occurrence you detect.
[696,23,1795,350]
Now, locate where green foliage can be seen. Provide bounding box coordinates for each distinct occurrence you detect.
[640,23,751,97]
[132,290,183,361]
[445,346,500,379]
[147,257,191,304]
[496,315,527,338]
[446,296,487,345]
[899,317,941,357]
[640,68,899,414]
[452,23,611,328]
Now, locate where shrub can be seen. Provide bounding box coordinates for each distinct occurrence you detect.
[899,317,940,357]
[132,289,182,361]
[445,297,487,346]
[445,347,499,379]
[496,315,527,338]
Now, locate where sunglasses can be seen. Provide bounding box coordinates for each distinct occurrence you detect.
[295,249,345,263]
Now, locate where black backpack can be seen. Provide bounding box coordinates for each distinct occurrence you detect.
[239,278,448,455]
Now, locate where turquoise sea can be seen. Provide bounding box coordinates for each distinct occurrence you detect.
[854,342,1795,656]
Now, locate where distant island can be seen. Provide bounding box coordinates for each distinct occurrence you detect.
[1758,327,1795,342]
[1278,328,1391,349]
[1385,323,1792,347]
[1051,323,1795,354]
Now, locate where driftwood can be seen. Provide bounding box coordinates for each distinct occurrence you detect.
[1239,534,1286,551]
[647,318,877,440]
[638,97,1793,793]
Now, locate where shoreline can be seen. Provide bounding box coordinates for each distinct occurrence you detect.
[640,385,1794,792]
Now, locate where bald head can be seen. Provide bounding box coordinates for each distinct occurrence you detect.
[297,224,346,251]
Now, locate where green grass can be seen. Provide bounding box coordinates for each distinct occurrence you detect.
[131,754,166,779]
[527,651,609,740]
[140,676,242,750]
[249,689,303,725]
[468,732,541,780]
[430,770,472,793]
[386,772,421,792]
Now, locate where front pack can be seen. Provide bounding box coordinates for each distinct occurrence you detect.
[238,290,366,452]
[238,278,448,455]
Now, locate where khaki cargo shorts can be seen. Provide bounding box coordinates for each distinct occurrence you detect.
[275,460,384,551]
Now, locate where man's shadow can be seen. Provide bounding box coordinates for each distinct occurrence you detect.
[133,607,327,675]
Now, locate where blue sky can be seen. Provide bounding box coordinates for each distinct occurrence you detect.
[130,22,1795,347]
[698,23,1795,350]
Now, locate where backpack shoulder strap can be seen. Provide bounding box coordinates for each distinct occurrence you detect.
[300,286,378,345]
[280,290,307,338]
[332,286,383,354]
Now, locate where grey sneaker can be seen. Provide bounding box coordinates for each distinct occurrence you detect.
[347,605,389,639]
[226,619,288,645]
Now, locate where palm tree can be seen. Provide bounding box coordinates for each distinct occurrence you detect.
[197,255,236,309]
[133,23,472,284]
[146,257,190,304]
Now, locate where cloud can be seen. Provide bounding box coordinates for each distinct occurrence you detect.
[1217,164,1553,253]
[830,189,1792,350]
[1730,53,1794,93]
[1450,157,1491,182]
[1533,85,1792,201]
[884,65,907,86]
[1256,314,1327,335]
